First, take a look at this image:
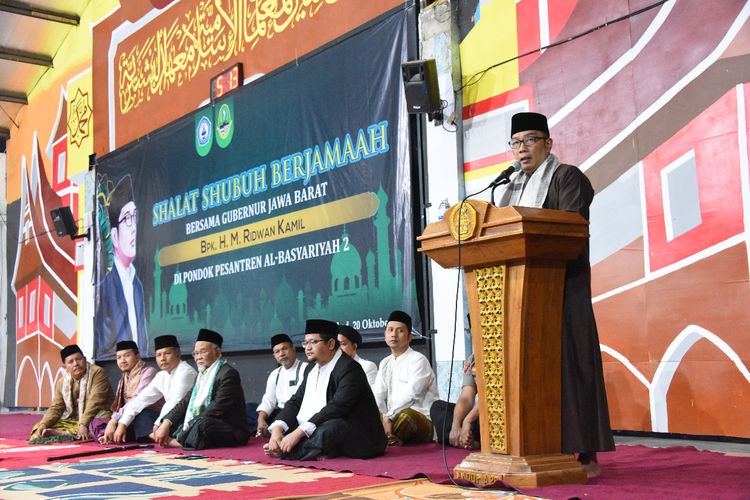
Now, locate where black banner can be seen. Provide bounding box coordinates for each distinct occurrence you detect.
[94,9,419,359]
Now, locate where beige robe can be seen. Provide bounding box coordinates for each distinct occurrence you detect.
[38,363,115,428]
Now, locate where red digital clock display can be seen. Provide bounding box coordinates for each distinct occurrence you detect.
[210,63,243,104]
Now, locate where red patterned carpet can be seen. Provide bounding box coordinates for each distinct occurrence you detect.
[0,437,395,499]
[174,435,473,483]
[4,413,750,499]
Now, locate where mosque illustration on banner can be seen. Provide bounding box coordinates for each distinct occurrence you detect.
[147,184,418,347]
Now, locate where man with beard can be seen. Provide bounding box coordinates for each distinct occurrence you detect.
[264,319,386,460]
[155,329,250,450]
[100,335,197,444]
[93,340,159,443]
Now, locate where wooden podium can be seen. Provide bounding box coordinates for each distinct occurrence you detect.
[418,201,589,488]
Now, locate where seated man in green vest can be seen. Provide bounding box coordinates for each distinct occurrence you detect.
[30,345,114,441]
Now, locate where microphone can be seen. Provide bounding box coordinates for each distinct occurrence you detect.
[489,161,521,187]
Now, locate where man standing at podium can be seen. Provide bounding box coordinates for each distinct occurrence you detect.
[497,111,615,477]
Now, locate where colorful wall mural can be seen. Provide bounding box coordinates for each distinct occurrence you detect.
[459,0,750,438]
[5,0,108,406]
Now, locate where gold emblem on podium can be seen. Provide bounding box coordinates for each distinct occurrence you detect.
[449,202,477,241]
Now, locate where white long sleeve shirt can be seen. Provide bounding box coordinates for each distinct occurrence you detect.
[268,351,341,437]
[354,354,378,386]
[256,359,307,416]
[118,360,197,427]
[372,347,439,419]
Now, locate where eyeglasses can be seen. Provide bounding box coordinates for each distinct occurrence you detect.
[508,136,548,149]
[118,209,138,228]
[192,349,212,357]
[301,339,324,348]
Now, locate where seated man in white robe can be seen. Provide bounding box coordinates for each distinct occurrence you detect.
[256,333,307,437]
[264,319,386,460]
[372,310,440,446]
[105,335,197,444]
[337,325,378,385]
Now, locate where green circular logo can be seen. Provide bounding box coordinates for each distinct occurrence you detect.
[215,102,234,148]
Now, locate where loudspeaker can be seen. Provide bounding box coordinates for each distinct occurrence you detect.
[50,206,78,238]
[401,59,440,115]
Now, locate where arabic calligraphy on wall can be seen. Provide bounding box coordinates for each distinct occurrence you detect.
[117,0,338,115]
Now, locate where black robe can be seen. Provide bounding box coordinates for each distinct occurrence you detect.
[163,362,250,450]
[502,163,615,454]
[276,352,387,460]
[543,164,615,453]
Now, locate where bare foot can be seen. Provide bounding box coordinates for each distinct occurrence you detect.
[582,460,601,479]
[162,438,181,448]
[42,428,64,437]
[578,452,601,479]
[263,443,281,458]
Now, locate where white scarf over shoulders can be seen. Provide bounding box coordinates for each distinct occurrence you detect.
[497,153,561,208]
[268,350,343,437]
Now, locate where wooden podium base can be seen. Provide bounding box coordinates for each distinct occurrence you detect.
[453,452,587,489]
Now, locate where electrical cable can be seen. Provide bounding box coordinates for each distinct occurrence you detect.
[456,0,670,93]
[436,182,521,492]
[17,216,89,245]
[438,99,458,133]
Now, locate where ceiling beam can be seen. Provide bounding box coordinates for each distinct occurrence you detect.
[0,46,53,67]
[0,0,78,26]
[0,127,9,140]
[0,90,27,105]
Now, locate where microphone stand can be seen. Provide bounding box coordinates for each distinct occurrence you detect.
[489,177,511,207]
